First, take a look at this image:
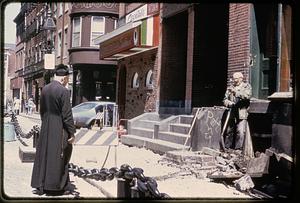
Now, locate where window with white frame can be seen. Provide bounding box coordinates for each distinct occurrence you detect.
[53,3,57,18]
[59,3,63,16]
[90,16,105,47]
[132,72,139,88]
[64,3,69,12]
[145,70,153,89]
[40,15,43,27]
[52,35,56,56]
[35,46,38,62]
[64,27,68,57]
[39,44,42,61]
[72,17,81,47]
[57,31,62,57]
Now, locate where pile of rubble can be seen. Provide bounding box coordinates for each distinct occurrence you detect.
[159,147,271,194]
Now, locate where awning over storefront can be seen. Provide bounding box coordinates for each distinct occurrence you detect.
[95,21,157,60]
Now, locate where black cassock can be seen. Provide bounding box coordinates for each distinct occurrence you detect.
[31,80,76,191]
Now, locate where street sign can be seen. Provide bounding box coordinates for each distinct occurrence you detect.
[44,54,55,69]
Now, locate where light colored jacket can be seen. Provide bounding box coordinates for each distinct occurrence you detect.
[223,82,252,119]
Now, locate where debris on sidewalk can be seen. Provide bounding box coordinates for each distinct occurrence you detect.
[233,174,254,191]
[158,150,217,179]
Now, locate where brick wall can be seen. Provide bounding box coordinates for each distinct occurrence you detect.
[228,3,251,84]
[118,48,158,119]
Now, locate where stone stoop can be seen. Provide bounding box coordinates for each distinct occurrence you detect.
[121,113,195,154]
[158,131,190,146]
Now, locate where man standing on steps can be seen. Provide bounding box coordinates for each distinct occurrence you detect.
[222,72,252,154]
[31,64,76,196]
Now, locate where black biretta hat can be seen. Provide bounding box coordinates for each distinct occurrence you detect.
[55,64,69,76]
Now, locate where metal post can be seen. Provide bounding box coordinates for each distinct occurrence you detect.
[104,105,108,127]
[113,105,118,167]
[117,179,131,198]
[114,145,117,167]
[33,131,36,148]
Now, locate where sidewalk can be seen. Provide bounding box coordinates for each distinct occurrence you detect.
[3,114,252,199]
[19,112,40,121]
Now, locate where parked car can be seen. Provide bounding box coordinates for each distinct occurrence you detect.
[72,101,115,129]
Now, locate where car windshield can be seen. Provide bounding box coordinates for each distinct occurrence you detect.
[73,103,97,110]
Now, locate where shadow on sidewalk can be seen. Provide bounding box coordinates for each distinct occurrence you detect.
[32,181,80,198]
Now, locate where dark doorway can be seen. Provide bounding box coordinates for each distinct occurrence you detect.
[192,4,229,107]
[160,10,188,113]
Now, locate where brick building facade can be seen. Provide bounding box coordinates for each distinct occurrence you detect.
[4,44,16,107]
[95,3,160,119]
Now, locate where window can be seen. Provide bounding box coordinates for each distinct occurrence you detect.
[90,16,105,47]
[40,15,43,27]
[53,3,57,18]
[64,3,69,12]
[145,70,153,89]
[132,72,139,88]
[39,44,42,61]
[64,27,68,57]
[72,17,81,47]
[35,46,38,62]
[59,3,63,16]
[52,35,56,57]
[57,31,62,57]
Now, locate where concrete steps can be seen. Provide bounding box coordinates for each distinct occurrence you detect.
[158,131,190,146]
[179,115,194,125]
[130,127,154,139]
[120,134,189,154]
[121,112,194,154]
[135,119,160,129]
[169,123,191,134]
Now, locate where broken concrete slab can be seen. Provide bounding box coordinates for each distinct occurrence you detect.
[202,147,221,157]
[246,153,270,177]
[165,150,215,167]
[207,170,244,180]
[233,174,255,191]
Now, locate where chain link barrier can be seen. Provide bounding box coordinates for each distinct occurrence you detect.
[5,111,169,198]
[6,112,40,146]
[68,163,170,198]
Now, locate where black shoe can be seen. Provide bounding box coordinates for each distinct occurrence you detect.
[63,190,73,195]
[33,188,44,196]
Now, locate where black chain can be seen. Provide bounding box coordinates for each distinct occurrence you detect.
[8,112,40,146]
[68,163,170,198]
[7,112,169,198]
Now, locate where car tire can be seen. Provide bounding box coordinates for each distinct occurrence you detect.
[88,120,97,129]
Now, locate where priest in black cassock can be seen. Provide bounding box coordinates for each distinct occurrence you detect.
[31,64,76,196]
